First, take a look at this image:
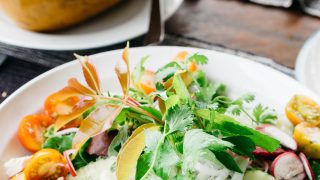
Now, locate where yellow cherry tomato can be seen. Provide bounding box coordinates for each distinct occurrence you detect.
[24,149,68,180]
[286,95,320,126]
[294,122,320,159]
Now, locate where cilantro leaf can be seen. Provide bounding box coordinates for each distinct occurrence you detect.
[145,130,163,152]
[42,133,74,153]
[155,140,180,178]
[252,104,277,124]
[233,94,255,106]
[166,105,193,134]
[187,53,208,65]
[182,129,233,173]
[212,151,242,173]
[223,136,255,159]
[156,62,183,82]
[194,70,227,103]
[195,109,280,152]
[138,129,180,179]
[152,82,168,101]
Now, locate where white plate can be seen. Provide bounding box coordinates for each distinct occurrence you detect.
[0,46,319,178]
[0,0,182,50]
[296,30,320,95]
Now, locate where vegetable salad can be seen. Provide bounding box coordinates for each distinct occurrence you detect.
[5,45,320,180]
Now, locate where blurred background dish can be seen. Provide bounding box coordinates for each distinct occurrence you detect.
[0,0,183,50]
[0,0,122,32]
[295,31,320,95]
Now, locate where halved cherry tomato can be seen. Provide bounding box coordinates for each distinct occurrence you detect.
[44,93,79,117]
[174,51,188,62]
[294,122,320,159]
[24,149,68,180]
[18,114,54,152]
[138,70,156,95]
[286,95,320,126]
[174,51,198,72]
[187,62,198,72]
[62,118,82,130]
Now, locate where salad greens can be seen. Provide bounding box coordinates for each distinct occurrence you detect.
[113,50,281,179]
[12,46,304,180]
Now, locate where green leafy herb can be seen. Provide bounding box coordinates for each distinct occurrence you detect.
[173,74,190,101]
[155,62,183,82]
[187,53,208,65]
[195,109,280,152]
[108,126,129,156]
[252,104,277,124]
[310,159,320,180]
[223,136,256,159]
[212,151,242,173]
[182,129,233,173]
[165,105,193,134]
[72,139,96,169]
[42,133,74,153]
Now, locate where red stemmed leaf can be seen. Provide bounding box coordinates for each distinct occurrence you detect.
[68,78,95,96]
[115,43,130,97]
[44,87,81,116]
[72,104,123,152]
[52,87,83,102]
[54,99,96,130]
[74,54,101,94]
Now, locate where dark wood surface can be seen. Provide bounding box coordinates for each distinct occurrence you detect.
[1,0,320,103]
[166,0,320,68]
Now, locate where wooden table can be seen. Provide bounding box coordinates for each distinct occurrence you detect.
[1,0,320,103]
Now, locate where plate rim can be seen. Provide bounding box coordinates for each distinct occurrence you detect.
[0,0,183,50]
[295,30,320,93]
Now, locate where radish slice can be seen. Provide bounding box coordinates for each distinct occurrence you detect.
[253,147,286,158]
[263,161,269,173]
[56,128,79,136]
[299,152,315,180]
[270,152,305,180]
[257,125,297,150]
[63,149,77,177]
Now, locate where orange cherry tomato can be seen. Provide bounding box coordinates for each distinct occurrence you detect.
[139,70,156,95]
[286,95,320,126]
[44,93,79,117]
[187,62,198,72]
[18,114,54,152]
[174,51,188,62]
[24,149,68,180]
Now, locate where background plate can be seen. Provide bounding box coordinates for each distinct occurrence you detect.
[0,46,319,178]
[0,0,183,50]
[295,30,320,95]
